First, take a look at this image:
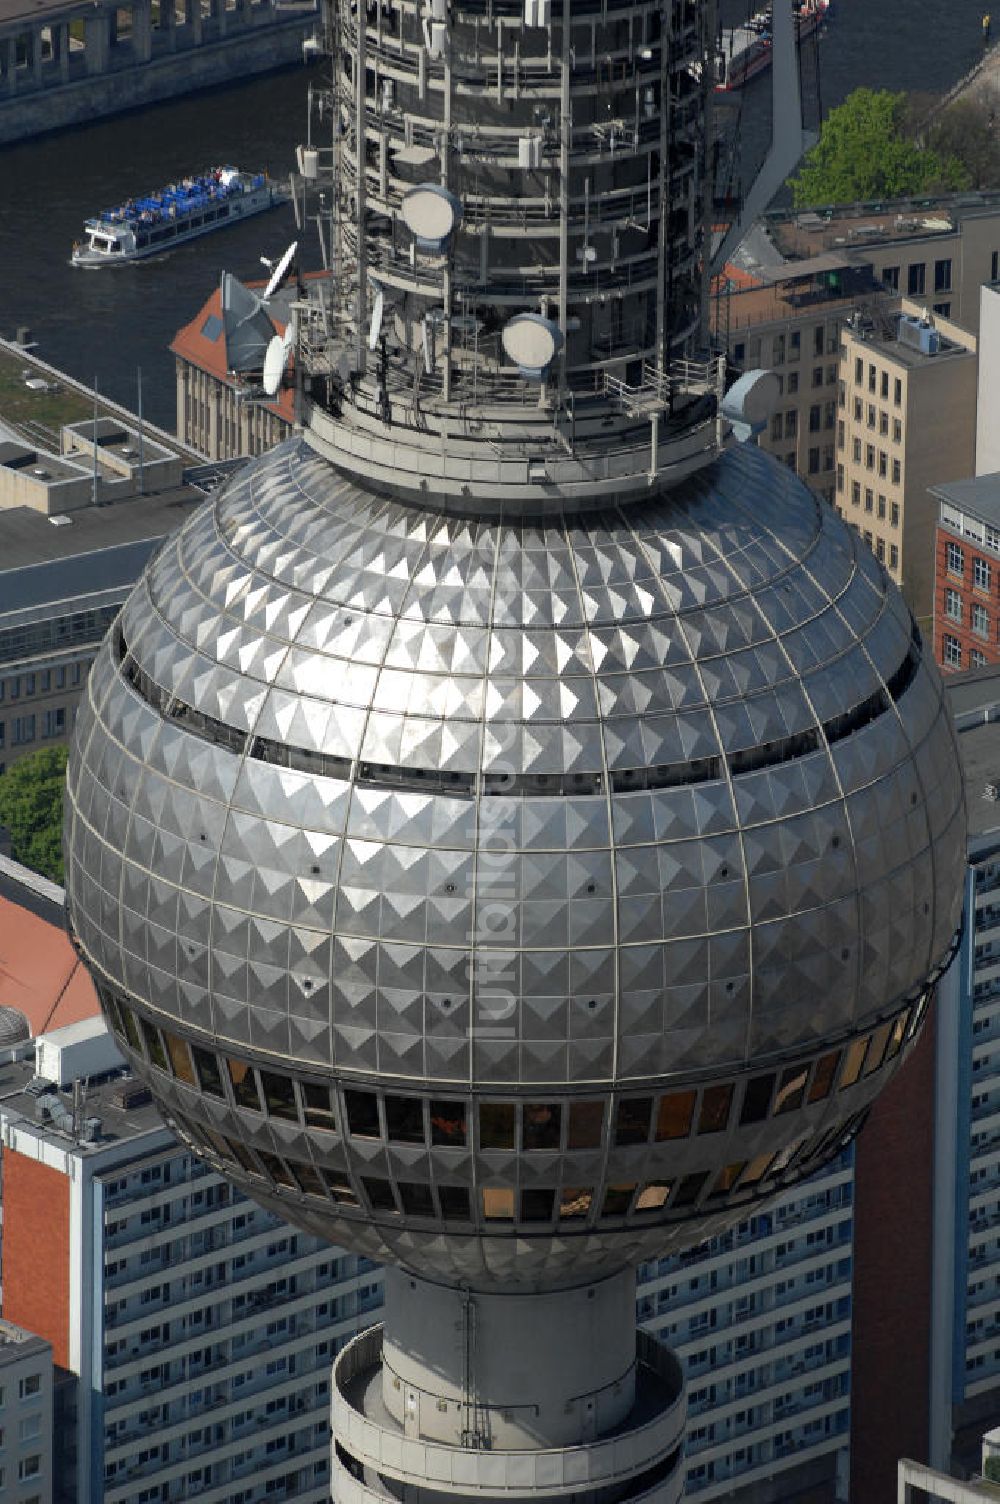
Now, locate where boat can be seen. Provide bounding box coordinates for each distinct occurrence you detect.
[716,0,830,92]
[71,167,283,267]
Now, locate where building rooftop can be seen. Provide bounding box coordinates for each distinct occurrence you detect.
[932,473,1000,528]
[946,665,1000,841]
[0,856,100,1035]
[0,483,203,625]
[0,1317,50,1360]
[764,190,1000,264]
[0,1051,167,1154]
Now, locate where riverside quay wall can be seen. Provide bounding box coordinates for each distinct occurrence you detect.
[0,0,316,145]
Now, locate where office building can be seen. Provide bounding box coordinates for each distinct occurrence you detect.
[837,302,977,633]
[0,448,206,772]
[0,1319,53,1504]
[714,256,881,505]
[927,668,1000,1478]
[931,474,1000,674]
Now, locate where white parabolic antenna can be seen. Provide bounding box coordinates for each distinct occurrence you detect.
[262,333,288,396]
[502,313,564,379]
[401,185,462,252]
[261,240,298,301]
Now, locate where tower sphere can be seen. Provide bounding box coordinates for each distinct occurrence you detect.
[64,435,964,1288]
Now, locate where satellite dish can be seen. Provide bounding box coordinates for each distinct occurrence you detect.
[260,240,298,301]
[220,272,278,374]
[392,144,438,168]
[720,369,781,441]
[401,185,463,253]
[262,334,288,396]
[501,313,564,380]
[368,286,385,350]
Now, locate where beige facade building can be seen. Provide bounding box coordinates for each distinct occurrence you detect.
[717,260,882,506]
[763,192,1000,336]
[836,302,978,633]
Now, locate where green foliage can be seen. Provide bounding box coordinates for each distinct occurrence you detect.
[0,746,69,884]
[788,88,970,208]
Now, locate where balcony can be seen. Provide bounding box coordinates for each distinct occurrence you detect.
[332,1326,685,1499]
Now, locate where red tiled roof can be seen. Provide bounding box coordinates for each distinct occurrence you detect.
[0,894,100,1038]
[170,280,294,425]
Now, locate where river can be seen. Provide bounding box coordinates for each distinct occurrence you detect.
[0,0,991,431]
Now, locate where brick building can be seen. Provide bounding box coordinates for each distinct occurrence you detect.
[931,474,1000,674]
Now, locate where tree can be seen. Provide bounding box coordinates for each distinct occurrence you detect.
[928,96,1000,190]
[788,88,970,208]
[0,746,69,884]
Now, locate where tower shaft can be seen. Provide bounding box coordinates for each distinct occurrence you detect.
[332,1269,686,1503]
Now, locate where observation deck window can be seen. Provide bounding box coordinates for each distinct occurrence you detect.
[615,1097,652,1146]
[191,1045,224,1097]
[302,1081,338,1131]
[362,1177,397,1212]
[838,1036,869,1089]
[567,1100,604,1149]
[260,1071,298,1121]
[635,1183,671,1212]
[655,1090,696,1140]
[399,1182,435,1218]
[602,1183,637,1217]
[345,1089,381,1139]
[163,1031,196,1086]
[385,1094,425,1144]
[709,1162,746,1198]
[140,1018,168,1075]
[774,1065,808,1116]
[258,1151,296,1190]
[697,1084,733,1135]
[523,1103,561,1150]
[559,1187,592,1219]
[480,1102,516,1149]
[227,1058,262,1112]
[673,1171,709,1208]
[438,1186,471,1221]
[321,1170,359,1207]
[739,1075,773,1126]
[483,1187,515,1220]
[292,1162,327,1199]
[430,1100,467,1146]
[521,1189,555,1222]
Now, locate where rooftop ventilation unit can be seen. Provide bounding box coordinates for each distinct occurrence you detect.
[898,314,940,356]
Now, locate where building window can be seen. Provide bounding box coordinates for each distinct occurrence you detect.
[974,603,990,638]
[866,403,876,430]
[876,538,885,563]
[892,458,901,484]
[868,364,877,393]
[908,263,926,296]
[864,488,874,514]
[851,481,861,507]
[853,438,862,462]
[975,557,992,592]
[812,366,823,388]
[934,258,953,293]
[889,544,899,570]
[972,649,988,668]
[11,717,34,747]
[877,494,886,519]
[878,451,888,477]
[837,464,845,493]
[891,501,900,527]
[785,410,798,438]
[787,371,799,394]
[865,444,875,471]
[893,418,902,443]
[855,357,863,383]
[993,250,999,282]
[894,378,902,407]
[943,634,963,668]
[944,588,963,622]
[933,302,951,318]
[808,448,820,475]
[947,541,965,576]
[19,1376,40,1399]
[883,265,900,290]
[810,404,822,432]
